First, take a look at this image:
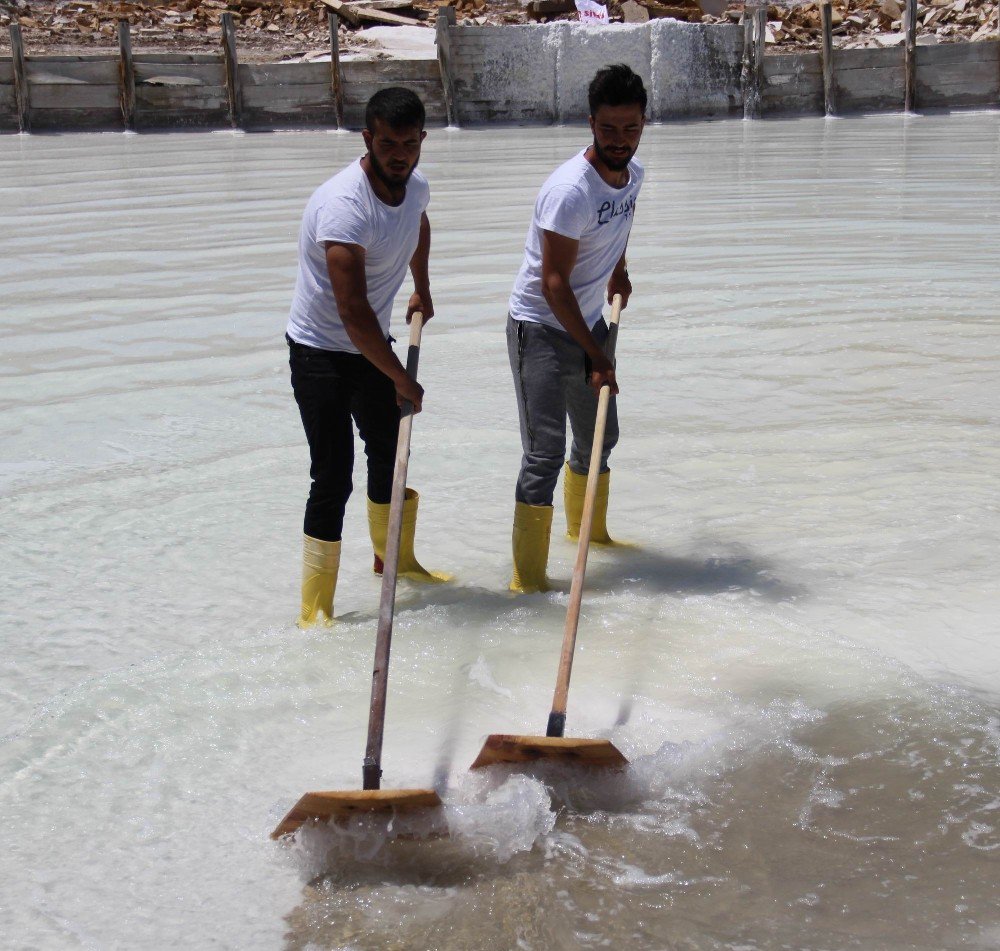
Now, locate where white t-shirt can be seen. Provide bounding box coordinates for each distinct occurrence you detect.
[509,150,643,330]
[287,158,429,352]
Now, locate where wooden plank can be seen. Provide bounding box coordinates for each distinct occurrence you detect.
[836,47,904,70]
[917,82,997,106]
[0,85,16,118]
[318,0,360,27]
[118,19,136,131]
[243,106,337,126]
[135,86,228,110]
[763,53,821,77]
[763,93,825,114]
[353,7,425,27]
[762,75,820,96]
[25,60,119,84]
[915,39,998,67]
[242,83,333,110]
[0,62,13,83]
[135,63,226,85]
[27,109,122,131]
[239,63,332,86]
[357,0,421,9]
[133,113,227,130]
[133,53,223,64]
[835,64,904,92]
[27,85,120,110]
[836,64,904,110]
[762,51,822,115]
[527,0,576,13]
[340,59,439,82]
[20,54,119,64]
[342,79,444,103]
[918,59,1000,88]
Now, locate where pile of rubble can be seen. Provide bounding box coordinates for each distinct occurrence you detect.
[0,0,997,59]
[751,0,1000,50]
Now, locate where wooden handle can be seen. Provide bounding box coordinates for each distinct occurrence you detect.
[547,295,623,737]
[363,312,424,789]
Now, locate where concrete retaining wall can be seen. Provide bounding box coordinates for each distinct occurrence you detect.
[0,23,997,133]
[446,20,743,124]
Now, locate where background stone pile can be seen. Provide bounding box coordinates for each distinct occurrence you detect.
[0,0,997,57]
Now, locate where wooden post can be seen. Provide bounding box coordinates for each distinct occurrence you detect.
[754,3,766,103]
[741,4,765,119]
[10,23,30,133]
[820,1,836,116]
[118,19,137,131]
[436,7,458,127]
[904,0,917,111]
[741,7,754,119]
[328,12,344,129]
[221,12,243,129]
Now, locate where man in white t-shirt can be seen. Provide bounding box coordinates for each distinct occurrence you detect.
[287,87,447,627]
[506,64,647,593]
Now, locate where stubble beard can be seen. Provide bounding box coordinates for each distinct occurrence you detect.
[369,148,417,190]
[593,137,633,173]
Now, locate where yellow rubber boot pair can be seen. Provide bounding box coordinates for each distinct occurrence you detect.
[563,462,621,546]
[509,501,553,594]
[367,488,451,583]
[298,534,341,627]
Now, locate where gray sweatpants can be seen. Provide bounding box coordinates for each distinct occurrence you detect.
[507,314,619,506]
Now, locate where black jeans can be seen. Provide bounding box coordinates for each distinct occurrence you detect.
[288,335,400,542]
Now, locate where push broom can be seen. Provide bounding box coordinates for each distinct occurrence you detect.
[272,312,443,839]
[470,294,628,773]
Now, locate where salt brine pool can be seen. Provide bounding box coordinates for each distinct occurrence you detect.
[2,113,999,949]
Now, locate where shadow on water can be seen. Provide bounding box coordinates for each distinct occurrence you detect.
[581,543,807,602]
[340,540,806,629]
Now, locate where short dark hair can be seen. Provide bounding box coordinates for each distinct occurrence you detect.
[365,87,426,133]
[588,64,648,116]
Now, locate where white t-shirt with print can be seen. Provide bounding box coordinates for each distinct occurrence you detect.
[509,149,643,331]
[287,158,429,352]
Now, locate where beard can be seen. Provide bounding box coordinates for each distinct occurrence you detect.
[593,137,634,172]
[369,148,418,189]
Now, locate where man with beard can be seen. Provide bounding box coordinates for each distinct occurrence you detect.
[287,87,447,626]
[506,64,647,593]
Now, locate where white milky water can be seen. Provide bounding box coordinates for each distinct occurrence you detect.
[2,113,999,950]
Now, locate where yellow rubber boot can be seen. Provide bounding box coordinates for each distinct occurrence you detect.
[367,488,452,583]
[298,535,340,627]
[564,462,617,546]
[510,501,553,594]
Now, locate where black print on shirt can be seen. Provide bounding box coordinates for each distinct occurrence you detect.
[596,194,637,226]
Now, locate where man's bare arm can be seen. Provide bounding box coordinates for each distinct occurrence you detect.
[607,247,632,307]
[541,229,618,394]
[326,241,423,411]
[407,212,433,324]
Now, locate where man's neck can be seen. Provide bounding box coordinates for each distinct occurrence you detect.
[584,146,629,188]
[361,154,405,206]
